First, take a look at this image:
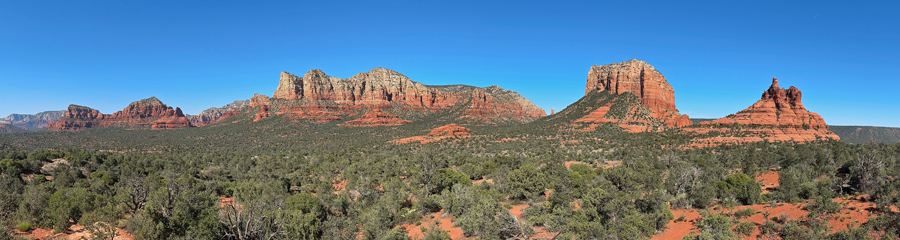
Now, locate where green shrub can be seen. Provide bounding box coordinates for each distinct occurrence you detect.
[732,207,756,219]
[17,222,32,232]
[734,221,755,236]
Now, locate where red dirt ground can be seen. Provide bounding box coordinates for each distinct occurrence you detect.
[652,171,886,240]
[15,224,134,240]
[756,171,780,194]
[400,209,467,240]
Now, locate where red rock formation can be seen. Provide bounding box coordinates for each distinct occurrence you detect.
[690,78,839,145]
[189,100,249,126]
[47,105,102,131]
[249,94,271,122]
[48,97,194,131]
[585,59,691,127]
[151,107,193,129]
[428,123,471,137]
[391,123,471,144]
[338,108,412,127]
[706,78,829,129]
[260,68,545,126]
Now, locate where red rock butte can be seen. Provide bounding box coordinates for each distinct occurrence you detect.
[252,68,546,126]
[48,97,194,131]
[583,59,691,128]
[692,78,839,145]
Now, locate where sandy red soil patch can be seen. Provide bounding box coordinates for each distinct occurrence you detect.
[564,161,589,169]
[333,179,347,191]
[392,124,470,144]
[472,178,493,184]
[507,204,557,239]
[654,208,703,240]
[756,171,779,194]
[16,225,134,240]
[401,209,467,240]
[652,196,884,240]
[601,160,623,169]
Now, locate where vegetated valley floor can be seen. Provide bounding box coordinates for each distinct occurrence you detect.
[1,114,899,240]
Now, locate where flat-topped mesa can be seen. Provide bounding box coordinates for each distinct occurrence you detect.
[263,68,545,125]
[584,59,691,127]
[48,97,194,131]
[707,78,829,129]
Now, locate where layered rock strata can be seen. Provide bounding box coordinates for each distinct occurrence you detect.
[254,68,545,126]
[189,100,249,126]
[48,97,194,131]
[585,59,691,128]
[691,78,839,145]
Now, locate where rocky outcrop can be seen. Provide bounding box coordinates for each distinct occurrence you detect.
[391,123,471,144]
[47,105,103,131]
[48,97,194,131]
[258,68,545,126]
[0,110,65,130]
[585,59,691,127]
[705,78,828,128]
[428,123,471,137]
[189,100,249,126]
[249,94,271,122]
[338,108,412,127]
[150,107,193,129]
[690,78,839,145]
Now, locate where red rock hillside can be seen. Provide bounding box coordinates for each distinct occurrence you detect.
[584,59,691,128]
[48,97,194,131]
[188,100,249,126]
[253,68,546,126]
[690,78,839,145]
[391,123,471,144]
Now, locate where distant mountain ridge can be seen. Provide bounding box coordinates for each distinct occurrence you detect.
[0,110,65,130]
[829,126,900,144]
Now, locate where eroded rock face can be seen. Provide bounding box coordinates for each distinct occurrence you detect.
[48,97,194,131]
[338,108,412,127]
[189,100,249,126]
[391,123,471,144]
[706,78,828,129]
[151,107,192,129]
[47,105,103,131]
[428,123,470,137]
[691,78,839,145]
[585,59,691,127]
[259,68,545,126]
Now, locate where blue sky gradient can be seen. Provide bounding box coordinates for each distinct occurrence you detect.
[1,1,898,127]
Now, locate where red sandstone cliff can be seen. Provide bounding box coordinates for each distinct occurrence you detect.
[579,59,691,129]
[690,78,839,145]
[255,68,545,126]
[48,97,194,131]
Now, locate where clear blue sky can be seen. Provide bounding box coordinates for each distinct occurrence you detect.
[1,1,898,127]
